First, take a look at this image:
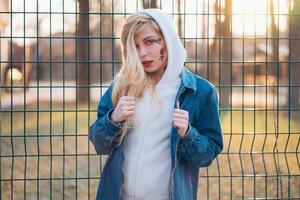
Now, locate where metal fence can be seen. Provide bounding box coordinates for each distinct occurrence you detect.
[1,0,299,199]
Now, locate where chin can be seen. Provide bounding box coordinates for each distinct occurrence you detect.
[143,68,154,73]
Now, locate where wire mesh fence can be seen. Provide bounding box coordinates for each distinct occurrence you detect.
[0,0,299,199]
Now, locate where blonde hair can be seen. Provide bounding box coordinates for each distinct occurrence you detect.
[112,13,164,139]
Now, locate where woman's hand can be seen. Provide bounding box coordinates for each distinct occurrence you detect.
[173,108,189,138]
[111,96,136,123]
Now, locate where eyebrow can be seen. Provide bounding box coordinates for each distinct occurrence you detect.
[143,36,157,41]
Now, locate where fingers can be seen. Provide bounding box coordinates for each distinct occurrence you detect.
[173,122,186,132]
[173,112,188,120]
[173,109,188,120]
[123,110,135,116]
[111,96,136,123]
[118,96,136,113]
[120,106,135,116]
[119,96,136,106]
[173,108,189,137]
[173,119,188,137]
[120,96,135,101]
[173,117,188,130]
[123,105,135,111]
[173,117,187,124]
[174,108,187,114]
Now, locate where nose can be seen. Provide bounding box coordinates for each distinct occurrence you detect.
[138,46,148,57]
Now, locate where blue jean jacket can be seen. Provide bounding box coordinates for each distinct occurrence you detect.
[89,67,223,200]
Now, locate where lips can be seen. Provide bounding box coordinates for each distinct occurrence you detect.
[142,60,153,68]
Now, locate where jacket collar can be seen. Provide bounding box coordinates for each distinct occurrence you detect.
[180,67,197,93]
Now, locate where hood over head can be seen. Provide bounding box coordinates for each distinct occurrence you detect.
[137,9,187,84]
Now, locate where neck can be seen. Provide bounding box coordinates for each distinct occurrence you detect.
[152,64,167,84]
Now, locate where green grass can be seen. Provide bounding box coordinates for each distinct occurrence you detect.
[1,104,299,199]
[198,110,300,199]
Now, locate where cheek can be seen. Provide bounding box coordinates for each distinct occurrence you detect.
[160,48,167,56]
[160,48,164,55]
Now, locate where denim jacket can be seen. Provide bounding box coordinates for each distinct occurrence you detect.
[89,67,223,200]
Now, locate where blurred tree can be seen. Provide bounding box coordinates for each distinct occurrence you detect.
[209,0,220,84]
[289,0,300,108]
[269,0,279,82]
[77,0,89,104]
[209,0,232,108]
[90,0,115,84]
[200,0,207,62]
[176,0,182,38]
[220,0,232,108]
[142,0,158,8]
[0,0,9,87]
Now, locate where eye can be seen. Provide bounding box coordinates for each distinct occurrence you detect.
[145,40,155,45]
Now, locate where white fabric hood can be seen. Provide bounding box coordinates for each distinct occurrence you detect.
[121,9,187,199]
[139,9,187,84]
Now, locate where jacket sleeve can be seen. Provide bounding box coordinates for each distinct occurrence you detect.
[177,89,223,167]
[88,84,123,155]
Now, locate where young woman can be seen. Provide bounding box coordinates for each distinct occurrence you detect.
[89,9,223,200]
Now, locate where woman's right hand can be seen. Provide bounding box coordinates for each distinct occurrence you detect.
[111,96,136,123]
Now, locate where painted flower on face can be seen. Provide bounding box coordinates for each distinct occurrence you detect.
[134,24,168,81]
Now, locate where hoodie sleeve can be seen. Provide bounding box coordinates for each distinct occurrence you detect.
[88,84,123,155]
[177,89,223,167]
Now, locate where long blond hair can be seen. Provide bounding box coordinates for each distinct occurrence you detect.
[112,13,164,137]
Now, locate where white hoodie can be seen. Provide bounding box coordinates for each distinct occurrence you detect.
[121,9,187,200]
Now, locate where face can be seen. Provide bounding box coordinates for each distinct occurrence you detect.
[134,24,168,81]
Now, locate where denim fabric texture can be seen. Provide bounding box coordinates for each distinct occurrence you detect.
[89,67,223,200]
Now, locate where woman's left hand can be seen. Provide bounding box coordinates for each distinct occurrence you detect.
[173,108,189,138]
